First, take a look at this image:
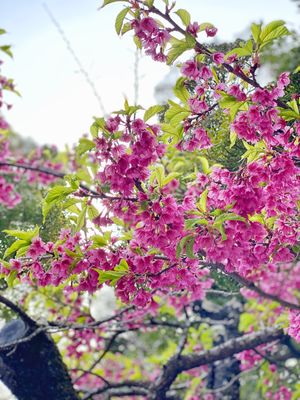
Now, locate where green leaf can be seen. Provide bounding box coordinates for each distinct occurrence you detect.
[0,29,6,35]
[121,22,132,35]
[259,20,289,48]
[115,259,129,272]
[260,20,286,41]
[145,0,154,6]
[45,186,76,204]
[76,168,92,184]
[219,93,245,121]
[76,138,96,156]
[75,203,87,231]
[198,22,214,32]
[173,77,190,103]
[239,313,257,332]
[186,236,197,259]
[6,270,18,287]
[96,259,128,286]
[213,223,227,241]
[212,213,246,241]
[100,0,128,8]
[165,101,190,126]
[92,234,109,247]
[248,213,265,224]
[175,9,191,27]
[0,45,13,58]
[4,240,28,259]
[144,105,165,121]
[226,45,252,58]
[214,212,246,225]
[185,218,208,230]
[163,172,180,186]
[251,23,261,43]
[87,205,99,220]
[43,186,76,220]
[90,123,99,138]
[279,106,300,122]
[133,35,142,49]
[197,189,208,213]
[229,131,237,148]
[219,94,239,109]
[115,7,130,35]
[176,234,193,258]
[167,37,193,65]
[3,226,39,241]
[16,245,30,258]
[198,156,211,175]
[155,165,165,187]
[111,216,125,226]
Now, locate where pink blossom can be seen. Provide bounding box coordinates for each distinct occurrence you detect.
[212,52,224,65]
[187,22,199,37]
[205,26,217,37]
[181,60,199,79]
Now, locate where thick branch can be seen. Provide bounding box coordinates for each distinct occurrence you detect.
[149,327,284,399]
[0,294,35,326]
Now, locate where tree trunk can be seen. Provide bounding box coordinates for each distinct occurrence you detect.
[0,318,79,400]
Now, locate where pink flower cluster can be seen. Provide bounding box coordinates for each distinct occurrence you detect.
[0,175,21,208]
[132,17,170,62]
[288,311,300,342]
[96,117,165,196]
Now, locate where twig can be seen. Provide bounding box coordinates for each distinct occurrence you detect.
[73,331,124,385]
[204,362,262,394]
[82,382,149,400]
[0,161,137,202]
[43,3,107,116]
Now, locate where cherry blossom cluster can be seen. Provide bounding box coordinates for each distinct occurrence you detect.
[131,17,170,62]
[96,116,165,196]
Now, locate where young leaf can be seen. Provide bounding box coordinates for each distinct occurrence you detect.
[115,7,130,35]
[175,9,191,27]
[0,45,13,58]
[144,105,165,122]
[259,20,289,49]
[173,77,190,103]
[214,213,246,225]
[185,236,197,259]
[197,189,209,213]
[3,226,39,241]
[45,186,76,204]
[101,0,128,8]
[198,157,211,175]
[76,138,96,156]
[4,240,29,259]
[176,234,193,258]
[167,37,191,65]
[251,23,261,44]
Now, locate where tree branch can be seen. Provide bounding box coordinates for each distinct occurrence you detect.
[0,294,35,326]
[0,161,137,201]
[149,327,284,399]
[206,262,300,310]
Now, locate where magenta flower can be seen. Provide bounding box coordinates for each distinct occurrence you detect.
[205,26,217,37]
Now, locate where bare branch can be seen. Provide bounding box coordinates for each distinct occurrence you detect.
[149,327,284,399]
[43,2,107,116]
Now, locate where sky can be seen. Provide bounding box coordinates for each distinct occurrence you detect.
[0,0,299,148]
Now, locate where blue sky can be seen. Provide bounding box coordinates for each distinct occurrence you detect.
[1,0,299,148]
